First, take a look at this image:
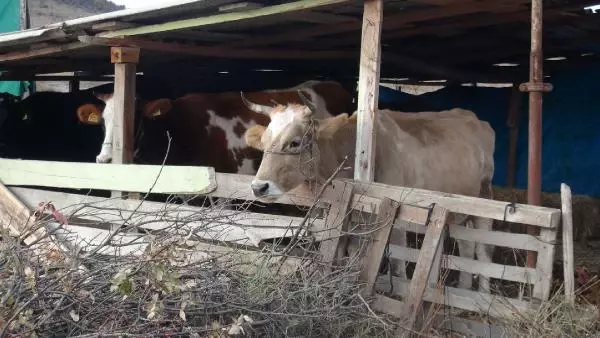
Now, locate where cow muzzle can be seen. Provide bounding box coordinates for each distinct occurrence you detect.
[250,179,283,200]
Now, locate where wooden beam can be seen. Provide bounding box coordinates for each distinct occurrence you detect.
[79,35,354,60]
[0,41,88,62]
[111,47,138,199]
[354,0,383,182]
[92,21,140,31]
[288,11,361,24]
[99,0,350,38]
[20,0,30,30]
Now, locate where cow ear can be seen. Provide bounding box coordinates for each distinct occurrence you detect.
[142,99,172,119]
[318,113,349,139]
[76,103,103,125]
[245,125,266,150]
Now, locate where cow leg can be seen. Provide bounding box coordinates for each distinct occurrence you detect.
[456,218,475,290]
[475,178,494,293]
[473,216,494,293]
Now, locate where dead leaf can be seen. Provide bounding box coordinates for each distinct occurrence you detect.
[69,310,79,322]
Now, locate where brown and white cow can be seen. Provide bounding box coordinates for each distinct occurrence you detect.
[242,93,496,293]
[79,80,354,176]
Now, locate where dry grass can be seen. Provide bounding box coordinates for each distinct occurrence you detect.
[492,282,600,337]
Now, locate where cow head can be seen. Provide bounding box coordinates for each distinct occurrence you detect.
[76,92,173,163]
[242,90,350,201]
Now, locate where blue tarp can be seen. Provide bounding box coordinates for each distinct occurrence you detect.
[378,65,600,197]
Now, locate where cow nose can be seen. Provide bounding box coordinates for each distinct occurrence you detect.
[251,181,269,197]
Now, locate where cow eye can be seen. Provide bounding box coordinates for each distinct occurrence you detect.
[289,140,301,149]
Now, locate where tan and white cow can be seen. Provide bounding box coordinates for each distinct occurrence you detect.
[242,93,496,292]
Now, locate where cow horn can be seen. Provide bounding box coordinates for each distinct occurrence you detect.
[240,91,271,115]
[297,90,316,113]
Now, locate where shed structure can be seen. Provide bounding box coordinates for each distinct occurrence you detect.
[0,0,597,281]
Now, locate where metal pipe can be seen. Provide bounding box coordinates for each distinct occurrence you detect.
[525,0,544,268]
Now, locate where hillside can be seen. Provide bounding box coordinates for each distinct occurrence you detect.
[29,0,124,27]
[27,0,124,92]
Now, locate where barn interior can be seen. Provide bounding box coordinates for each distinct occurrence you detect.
[0,0,600,330]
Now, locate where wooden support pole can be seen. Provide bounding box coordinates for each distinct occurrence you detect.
[110,47,139,199]
[20,0,30,30]
[354,0,382,182]
[561,183,575,305]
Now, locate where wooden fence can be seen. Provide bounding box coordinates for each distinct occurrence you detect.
[0,160,563,325]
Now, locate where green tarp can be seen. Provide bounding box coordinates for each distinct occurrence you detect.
[0,0,29,97]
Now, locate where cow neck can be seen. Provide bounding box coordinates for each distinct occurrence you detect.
[313,115,357,188]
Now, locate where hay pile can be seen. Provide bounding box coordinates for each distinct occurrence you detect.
[492,186,600,243]
[0,202,397,338]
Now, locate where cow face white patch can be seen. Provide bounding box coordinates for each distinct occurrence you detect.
[266,107,296,138]
[96,94,115,163]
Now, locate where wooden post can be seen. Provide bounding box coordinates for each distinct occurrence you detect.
[20,0,30,30]
[110,47,139,199]
[354,0,382,182]
[506,84,522,189]
[561,183,575,305]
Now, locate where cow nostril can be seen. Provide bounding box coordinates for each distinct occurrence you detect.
[252,181,269,196]
[259,182,269,193]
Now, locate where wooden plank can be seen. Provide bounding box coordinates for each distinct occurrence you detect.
[354,0,382,182]
[396,220,546,252]
[99,0,350,38]
[79,35,353,60]
[349,179,561,228]
[359,197,399,296]
[319,181,354,270]
[532,226,557,301]
[10,187,316,247]
[387,244,539,284]
[0,158,217,195]
[371,294,405,318]
[0,181,87,265]
[92,21,140,31]
[560,183,575,304]
[0,180,48,245]
[0,42,88,62]
[376,275,538,319]
[203,175,559,230]
[61,223,148,256]
[402,206,448,332]
[111,53,138,199]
